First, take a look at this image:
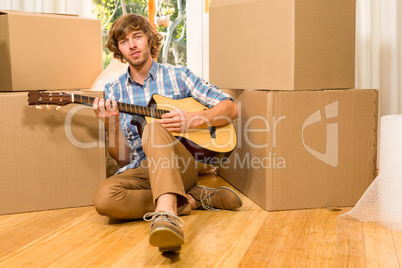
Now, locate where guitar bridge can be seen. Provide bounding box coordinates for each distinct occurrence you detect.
[209,126,216,139]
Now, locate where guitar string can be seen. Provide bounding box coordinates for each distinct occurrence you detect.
[40,93,169,119]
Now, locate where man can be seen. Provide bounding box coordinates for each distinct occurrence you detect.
[92,14,242,253]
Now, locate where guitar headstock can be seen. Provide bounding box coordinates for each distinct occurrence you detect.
[28,91,73,108]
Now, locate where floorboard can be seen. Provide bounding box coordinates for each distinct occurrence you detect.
[302,209,339,267]
[269,209,317,267]
[333,208,366,267]
[238,210,290,267]
[365,223,400,268]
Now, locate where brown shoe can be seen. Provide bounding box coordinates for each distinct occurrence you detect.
[143,212,185,252]
[187,185,243,211]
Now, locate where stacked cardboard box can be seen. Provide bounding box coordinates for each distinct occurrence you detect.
[0,11,105,215]
[210,0,378,211]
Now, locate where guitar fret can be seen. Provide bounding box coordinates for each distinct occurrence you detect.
[65,93,168,119]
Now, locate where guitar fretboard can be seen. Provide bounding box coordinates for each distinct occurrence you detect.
[73,94,169,119]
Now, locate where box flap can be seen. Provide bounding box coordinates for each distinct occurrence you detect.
[0,10,78,17]
[0,14,12,90]
[209,0,252,8]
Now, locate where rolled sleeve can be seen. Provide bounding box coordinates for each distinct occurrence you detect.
[181,67,234,108]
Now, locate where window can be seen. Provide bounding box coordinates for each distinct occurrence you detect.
[92,0,187,69]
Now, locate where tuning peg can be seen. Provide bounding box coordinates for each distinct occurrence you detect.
[36,105,42,110]
[56,106,61,111]
[46,105,50,110]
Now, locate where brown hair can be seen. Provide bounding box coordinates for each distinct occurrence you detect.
[106,14,162,62]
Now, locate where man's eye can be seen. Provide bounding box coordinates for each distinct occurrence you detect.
[120,40,126,45]
[135,35,142,39]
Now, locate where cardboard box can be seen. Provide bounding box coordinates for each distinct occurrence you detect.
[209,0,356,90]
[0,10,102,91]
[0,91,106,215]
[218,89,378,211]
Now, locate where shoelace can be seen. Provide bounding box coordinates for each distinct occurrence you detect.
[200,187,221,212]
[143,212,185,228]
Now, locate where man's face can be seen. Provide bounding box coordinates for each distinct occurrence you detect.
[118,30,151,67]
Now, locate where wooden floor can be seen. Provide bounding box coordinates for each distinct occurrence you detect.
[1,174,401,267]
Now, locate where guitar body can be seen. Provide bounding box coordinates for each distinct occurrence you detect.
[132,94,237,164]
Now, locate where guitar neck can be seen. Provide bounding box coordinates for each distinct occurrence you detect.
[72,94,168,119]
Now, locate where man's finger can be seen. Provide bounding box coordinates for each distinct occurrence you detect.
[98,98,106,117]
[111,100,118,112]
[93,97,99,109]
[98,98,105,109]
[162,110,181,119]
[93,98,100,118]
[105,99,112,111]
[161,122,181,128]
[159,117,178,124]
[166,127,183,132]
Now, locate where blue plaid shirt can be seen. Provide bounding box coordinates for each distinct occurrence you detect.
[104,60,233,174]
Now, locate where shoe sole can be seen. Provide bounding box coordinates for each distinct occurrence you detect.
[149,226,184,252]
[193,185,243,208]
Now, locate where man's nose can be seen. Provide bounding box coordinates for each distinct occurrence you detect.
[128,38,137,48]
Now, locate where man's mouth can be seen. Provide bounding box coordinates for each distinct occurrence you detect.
[130,51,141,58]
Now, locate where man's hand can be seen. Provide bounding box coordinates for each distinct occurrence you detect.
[93,98,131,166]
[93,98,120,129]
[158,99,238,132]
[158,110,205,132]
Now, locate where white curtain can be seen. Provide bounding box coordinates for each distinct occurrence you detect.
[0,0,93,18]
[356,0,402,116]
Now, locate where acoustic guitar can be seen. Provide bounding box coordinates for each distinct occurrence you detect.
[28,91,237,164]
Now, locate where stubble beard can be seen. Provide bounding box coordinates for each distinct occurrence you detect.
[124,49,151,67]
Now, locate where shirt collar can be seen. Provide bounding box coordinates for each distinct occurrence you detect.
[148,60,159,80]
[124,66,134,86]
[124,60,159,86]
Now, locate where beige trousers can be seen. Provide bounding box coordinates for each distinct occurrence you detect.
[92,122,198,219]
